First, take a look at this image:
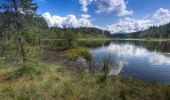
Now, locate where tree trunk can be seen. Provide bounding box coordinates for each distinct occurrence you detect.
[13,0,26,62]
[17,36,26,62]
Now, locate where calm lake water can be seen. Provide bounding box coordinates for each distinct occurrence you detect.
[89,40,170,83]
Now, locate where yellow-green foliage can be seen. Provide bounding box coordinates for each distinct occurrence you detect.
[26,46,45,61]
[0,62,170,100]
[1,40,19,59]
[60,47,92,61]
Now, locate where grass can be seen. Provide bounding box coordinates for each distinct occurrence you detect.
[60,47,92,61]
[0,61,170,100]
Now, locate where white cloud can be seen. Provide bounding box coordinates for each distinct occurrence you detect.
[81,14,91,18]
[94,0,133,16]
[79,0,93,13]
[106,18,152,33]
[79,14,93,27]
[79,0,133,16]
[107,8,170,33]
[42,12,93,28]
[153,8,170,25]
[42,8,170,33]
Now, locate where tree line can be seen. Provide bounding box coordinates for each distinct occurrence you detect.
[111,23,170,39]
[0,0,111,61]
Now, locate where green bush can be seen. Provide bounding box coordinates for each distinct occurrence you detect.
[63,30,76,48]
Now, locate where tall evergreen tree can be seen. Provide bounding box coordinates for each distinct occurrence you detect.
[0,0,38,61]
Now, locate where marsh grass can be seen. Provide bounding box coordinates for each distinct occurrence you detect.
[97,56,112,83]
[60,47,92,61]
[4,61,46,81]
[0,62,170,100]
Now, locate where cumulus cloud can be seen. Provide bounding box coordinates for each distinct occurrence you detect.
[94,0,133,16]
[107,8,170,33]
[42,12,93,28]
[81,14,91,18]
[106,18,152,33]
[42,8,170,33]
[79,0,93,12]
[79,0,132,16]
[153,8,170,25]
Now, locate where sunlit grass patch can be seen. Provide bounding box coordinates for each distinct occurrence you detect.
[60,47,92,61]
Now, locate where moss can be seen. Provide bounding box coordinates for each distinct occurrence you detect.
[60,47,92,61]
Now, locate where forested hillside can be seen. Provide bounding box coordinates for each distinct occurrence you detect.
[44,27,110,39]
[0,13,109,42]
[111,23,170,39]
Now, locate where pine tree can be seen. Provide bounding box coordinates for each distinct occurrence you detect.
[0,0,38,62]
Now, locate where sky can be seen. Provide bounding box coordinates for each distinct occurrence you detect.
[34,0,170,33]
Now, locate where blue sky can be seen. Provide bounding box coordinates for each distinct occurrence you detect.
[34,0,170,33]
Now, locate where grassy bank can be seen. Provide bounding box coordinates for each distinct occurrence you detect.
[0,61,170,100]
[60,47,91,61]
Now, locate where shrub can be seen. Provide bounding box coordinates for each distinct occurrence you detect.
[63,30,76,48]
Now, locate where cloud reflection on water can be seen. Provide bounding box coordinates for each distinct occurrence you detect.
[106,43,170,66]
[92,43,170,67]
[90,42,170,82]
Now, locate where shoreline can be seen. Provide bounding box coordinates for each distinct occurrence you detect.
[110,38,170,41]
[42,38,170,41]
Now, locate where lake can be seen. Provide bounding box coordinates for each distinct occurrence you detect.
[88,40,170,83]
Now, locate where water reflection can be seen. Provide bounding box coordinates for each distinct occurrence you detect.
[149,52,170,66]
[90,41,170,83]
[107,44,148,57]
[108,61,126,76]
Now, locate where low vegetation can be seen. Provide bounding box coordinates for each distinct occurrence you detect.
[0,62,170,100]
[60,47,92,61]
[0,0,170,100]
